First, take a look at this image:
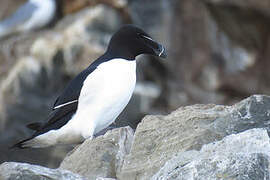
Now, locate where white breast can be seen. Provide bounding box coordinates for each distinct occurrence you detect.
[73,58,136,138]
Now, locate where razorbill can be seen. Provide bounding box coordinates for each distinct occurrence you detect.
[12,24,167,148]
[0,0,56,39]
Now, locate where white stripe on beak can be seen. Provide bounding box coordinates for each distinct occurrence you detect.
[159,46,164,57]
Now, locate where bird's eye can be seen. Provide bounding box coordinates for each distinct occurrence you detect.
[137,33,144,38]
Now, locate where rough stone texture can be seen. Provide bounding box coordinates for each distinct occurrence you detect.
[118,104,229,180]
[213,94,270,135]
[152,128,270,180]
[118,95,270,179]
[60,126,134,180]
[0,162,85,180]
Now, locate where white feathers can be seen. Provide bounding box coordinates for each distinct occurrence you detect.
[29,59,136,147]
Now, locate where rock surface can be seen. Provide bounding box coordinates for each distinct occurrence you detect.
[60,126,134,180]
[0,162,85,180]
[152,128,270,180]
[118,95,270,179]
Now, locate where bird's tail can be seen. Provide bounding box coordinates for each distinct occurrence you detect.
[10,122,46,149]
[10,137,35,149]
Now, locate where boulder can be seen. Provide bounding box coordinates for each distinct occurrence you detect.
[152,128,270,180]
[213,94,270,134]
[118,95,270,179]
[0,162,85,180]
[60,126,134,180]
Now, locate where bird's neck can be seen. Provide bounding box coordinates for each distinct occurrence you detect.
[106,44,137,60]
[90,51,135,68]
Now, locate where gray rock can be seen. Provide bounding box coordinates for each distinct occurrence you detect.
[118,95,270,179]
[60,126,134,180]
[118,104,229,180]
[152,128,270,180]
[213,95,270,135]
[0,162,86,180]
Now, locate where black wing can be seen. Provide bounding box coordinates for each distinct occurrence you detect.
[53,66,97,109]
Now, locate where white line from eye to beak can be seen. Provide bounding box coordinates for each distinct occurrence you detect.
[159,46,164,57]
[53,100,78,109]
[142,35,154,41]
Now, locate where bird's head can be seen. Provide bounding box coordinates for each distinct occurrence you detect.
[106,25,167,60]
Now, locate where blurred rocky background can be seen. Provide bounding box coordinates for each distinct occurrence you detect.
[0,0,270,171]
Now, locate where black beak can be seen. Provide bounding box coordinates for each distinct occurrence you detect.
[140,35,167,58]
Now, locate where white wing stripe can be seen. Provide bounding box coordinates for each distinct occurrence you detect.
[53,100,78,109]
